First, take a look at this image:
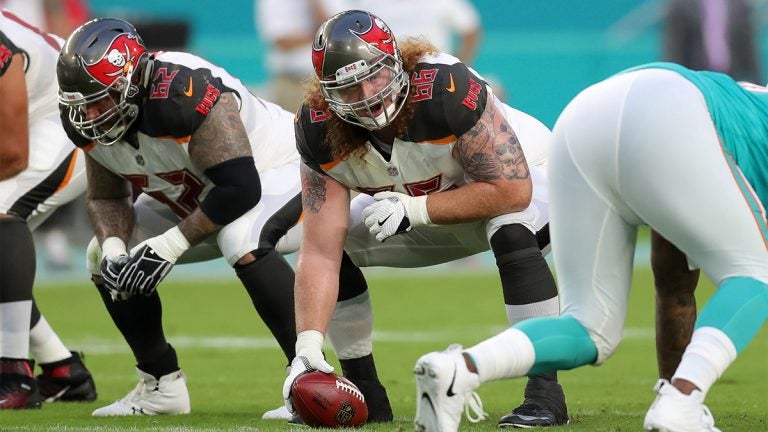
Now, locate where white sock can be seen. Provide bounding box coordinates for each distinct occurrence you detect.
[465,328,535,383]
[672,327,737,396]
[29,315,72,364]
[505,297,559,325]
[0,300,32,358]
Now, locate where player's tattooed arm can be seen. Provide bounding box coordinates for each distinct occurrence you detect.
[454,96,529,182]
[301,163,327,214]
[189,92,252,170]
[85,155,135,244]
[179,92,253,245]
[651,230,699,380]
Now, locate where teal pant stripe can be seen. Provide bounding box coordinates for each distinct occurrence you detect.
[514,315,598,376]
[696,276,768,353]
[723,151,768,240]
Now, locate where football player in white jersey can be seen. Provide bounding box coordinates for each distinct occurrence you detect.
[0,9,96,410]
[281,10,568,428]
[56,18,307,416]
[414,63,768,431]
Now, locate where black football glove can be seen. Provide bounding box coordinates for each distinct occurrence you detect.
[100,254,130,300]
[117,244,174,296]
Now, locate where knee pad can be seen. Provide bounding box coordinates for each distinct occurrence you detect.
[491,224,558,306]
[327,291,373,360]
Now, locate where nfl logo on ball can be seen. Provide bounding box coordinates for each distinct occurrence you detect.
[335,402,356,424]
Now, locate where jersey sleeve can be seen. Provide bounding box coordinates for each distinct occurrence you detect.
[295,105,334,174]
[0,30,23,77]
[433,61,488,137]
[142,62,238,138]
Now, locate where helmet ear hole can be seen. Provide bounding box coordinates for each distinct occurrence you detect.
[57,17,148,145]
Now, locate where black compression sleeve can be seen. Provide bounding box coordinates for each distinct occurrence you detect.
[200,156,261,225]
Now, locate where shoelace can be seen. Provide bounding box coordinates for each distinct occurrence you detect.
[464,391,488,423]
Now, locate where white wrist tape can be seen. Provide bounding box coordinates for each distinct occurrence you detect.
[406,195,432,227]
[296,329,325,357]
[155,226,191,262]
[101,237,127,260]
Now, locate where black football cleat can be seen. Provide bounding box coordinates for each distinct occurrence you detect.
[37,351,97,402]
[0,358,42,409]
[499,375,569,428]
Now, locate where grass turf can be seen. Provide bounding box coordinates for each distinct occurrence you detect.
[2,268,766,431]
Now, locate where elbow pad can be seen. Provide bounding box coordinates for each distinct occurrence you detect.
[200,156,261,225]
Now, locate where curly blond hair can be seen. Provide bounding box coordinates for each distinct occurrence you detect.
[303,37,439,161]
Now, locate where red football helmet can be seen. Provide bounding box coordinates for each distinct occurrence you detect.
[57,18,150,145]
[311,10,409,130]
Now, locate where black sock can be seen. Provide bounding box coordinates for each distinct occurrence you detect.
[339,354,393,422]
[235,249,296,360]
[93,280,169,365]
[136,344,179,379]
[0,217,35,303]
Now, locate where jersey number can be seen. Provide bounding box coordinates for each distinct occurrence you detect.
[124,169,205,218]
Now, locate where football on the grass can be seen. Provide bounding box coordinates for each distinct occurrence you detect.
[291,371,368,428]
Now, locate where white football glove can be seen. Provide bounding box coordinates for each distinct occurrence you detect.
[117,226,190,296]
[99,237,130,301]
[282,330,334,414]
[361,191,431,242]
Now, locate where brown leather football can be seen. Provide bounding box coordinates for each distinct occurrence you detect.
[291,371,368,428]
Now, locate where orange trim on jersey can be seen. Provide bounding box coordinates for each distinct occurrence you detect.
[55,150,79,192]
[417,135,456,145]
[158,135,191,144]
[320,159,341,171]
[297,212,304,224]
[82,142,96,153]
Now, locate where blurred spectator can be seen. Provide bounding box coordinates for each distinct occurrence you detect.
[255,0,349,112]
[351,0,482,65]
[0,0,90,38]
[664,0,762,83]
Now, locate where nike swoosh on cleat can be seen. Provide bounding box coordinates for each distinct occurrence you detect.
[378,214,392,227]
[446,364,457,397]
[45,385,71,402]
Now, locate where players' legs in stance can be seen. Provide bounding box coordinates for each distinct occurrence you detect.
[1,148,94,410]
[87,162,301,416]
[341,172,568,429]
[414,69,768,432]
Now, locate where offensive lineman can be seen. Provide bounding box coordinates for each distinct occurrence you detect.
[281,10,569,428]
[55,17,305,416]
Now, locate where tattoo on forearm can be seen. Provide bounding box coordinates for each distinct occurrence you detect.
[87,198,134,243]
[178,209,221,246]
[455,98,530,181]
[301,164,326,213]
[189,92,253,170]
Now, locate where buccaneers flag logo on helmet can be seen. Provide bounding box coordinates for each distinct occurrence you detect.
[351,16,396,56]
[84,33,146,92]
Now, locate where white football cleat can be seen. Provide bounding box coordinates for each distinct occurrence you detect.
[414,344,487,432]
[261,404,292,420]
[643,379,720,432]
[92,368,190,416]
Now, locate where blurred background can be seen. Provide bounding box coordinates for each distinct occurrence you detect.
[8,0,766,280]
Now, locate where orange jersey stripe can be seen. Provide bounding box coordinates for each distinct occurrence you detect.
[55,150,79,192]
[417,135,456,145]
[320,159,342,171]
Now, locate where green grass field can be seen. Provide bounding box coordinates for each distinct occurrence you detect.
[2,268,766,431]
